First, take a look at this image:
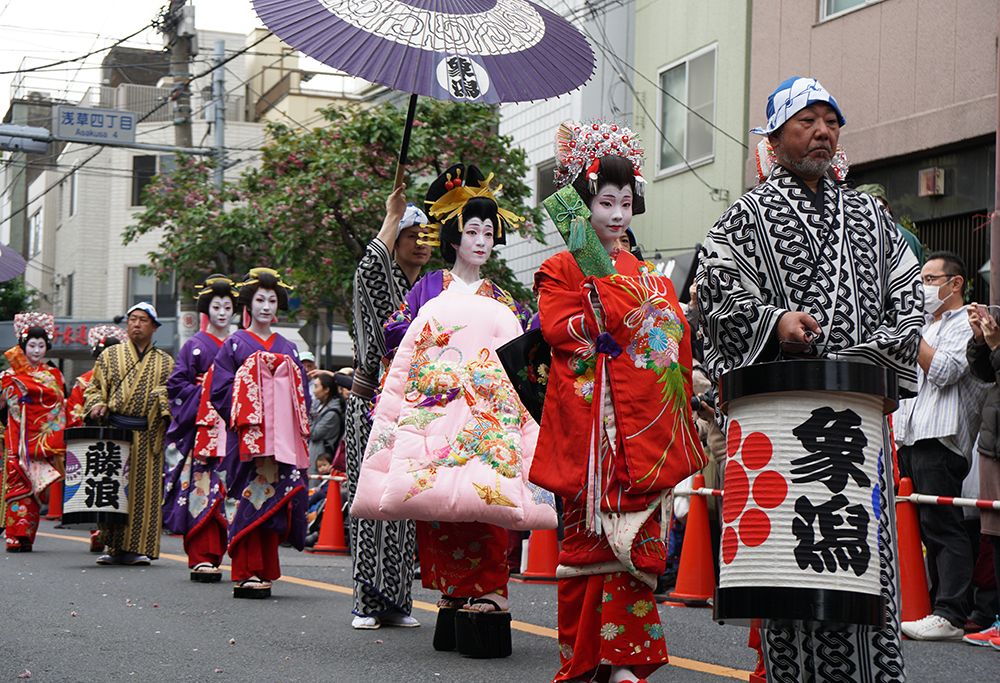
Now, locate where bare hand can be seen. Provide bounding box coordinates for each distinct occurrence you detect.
[777,311,822,345]
[981,308,1000,351]
[307,368,335,379]
[385,184,407,219]
[89,405,107,420]
[967,303,985,343]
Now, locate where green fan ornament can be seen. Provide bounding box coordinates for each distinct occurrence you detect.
[542,186,616,278]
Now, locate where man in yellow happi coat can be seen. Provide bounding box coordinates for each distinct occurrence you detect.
[84,303,173,565]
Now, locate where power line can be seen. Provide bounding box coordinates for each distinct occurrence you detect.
[0,21,158,75]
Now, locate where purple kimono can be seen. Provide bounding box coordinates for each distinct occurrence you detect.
[210,329,310,551]
[163,331,227,536]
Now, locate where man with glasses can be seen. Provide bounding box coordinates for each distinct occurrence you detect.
[84,302,174,566]
[896,252,989,640]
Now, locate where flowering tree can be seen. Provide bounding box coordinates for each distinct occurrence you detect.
[125,99,543,323]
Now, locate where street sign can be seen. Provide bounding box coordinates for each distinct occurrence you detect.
[54,105,137,145]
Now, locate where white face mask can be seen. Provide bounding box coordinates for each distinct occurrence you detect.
[923,282,951,315]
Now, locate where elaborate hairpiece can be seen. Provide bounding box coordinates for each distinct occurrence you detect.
[87,324,126,350]
[238,267,294,294]
[419,166,524,249]
[14,311,55,342]
[194,274,239,302]
[554,120,646,195]
[755,138,850,184]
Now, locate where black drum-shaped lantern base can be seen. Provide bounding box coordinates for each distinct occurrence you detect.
[714,586,885,631]
[454,610,512,658]
[61,512,128,530]
[433,608,458,652]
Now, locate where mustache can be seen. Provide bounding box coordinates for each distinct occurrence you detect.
[808,144,833,155]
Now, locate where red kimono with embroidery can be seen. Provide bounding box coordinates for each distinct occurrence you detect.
[532,249,706,682]
[192,366,225,461]
[231,351,309,469]
[66,370,92,428]
[2,346,66,543]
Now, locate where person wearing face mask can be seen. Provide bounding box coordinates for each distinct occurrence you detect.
[351,163,550,656]
[895,251,990,640]
[84,302,174,566]
[532,121,706,683]
[162,276,239,582]
[1,313,66,552]
[209,268,311,599]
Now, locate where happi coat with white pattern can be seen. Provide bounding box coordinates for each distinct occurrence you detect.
[696,164,923,683]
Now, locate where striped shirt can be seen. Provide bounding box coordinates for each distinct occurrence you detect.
[895,308,989,458]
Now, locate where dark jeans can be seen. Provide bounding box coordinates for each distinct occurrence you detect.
[899,439,973,626]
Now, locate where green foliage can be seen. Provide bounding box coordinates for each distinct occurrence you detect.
[0,277,37,320]
[124,99,543,323]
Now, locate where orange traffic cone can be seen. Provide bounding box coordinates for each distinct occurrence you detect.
[515,528,559,583]
[896,477,931,623]
[308,481,349,555]
[666,473,715,606]
[45,480,63,520]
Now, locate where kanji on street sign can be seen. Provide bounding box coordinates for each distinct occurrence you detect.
[54,105,137,145]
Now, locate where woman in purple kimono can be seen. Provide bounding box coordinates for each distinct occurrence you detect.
[210,268,311,599]
[162,275,238,582]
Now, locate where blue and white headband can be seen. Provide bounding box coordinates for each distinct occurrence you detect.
[126,301,162,327]
[750,77,846,136]
[398,203,428,235]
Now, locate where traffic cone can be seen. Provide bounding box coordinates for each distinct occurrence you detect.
[514,528,559,583]
[895,477,931,623]
[666,473,715,606]
[45,480,63,520]
[307,481,349,555]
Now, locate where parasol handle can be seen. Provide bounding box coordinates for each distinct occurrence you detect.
[393,94,419,189]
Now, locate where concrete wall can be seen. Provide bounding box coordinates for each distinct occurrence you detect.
[632,0,752,256]
[747,0,999,184]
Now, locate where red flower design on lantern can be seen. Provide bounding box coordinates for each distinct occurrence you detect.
[721,419,788,565]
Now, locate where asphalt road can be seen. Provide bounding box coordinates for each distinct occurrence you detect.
[0,521,996,682]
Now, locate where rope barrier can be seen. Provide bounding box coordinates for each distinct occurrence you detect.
[675,485,998,509]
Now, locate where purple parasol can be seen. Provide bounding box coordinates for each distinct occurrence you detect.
[252,0,596,184]
[0,243,26,282]
[252,0,595,105]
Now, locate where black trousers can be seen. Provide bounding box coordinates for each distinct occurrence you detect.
[899,439,973,626]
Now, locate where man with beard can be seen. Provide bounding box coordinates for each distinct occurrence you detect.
[345,185,431,629]
[696,77,923,681]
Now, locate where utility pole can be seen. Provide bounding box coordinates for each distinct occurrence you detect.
[213,40,226,190]
[165,0,195,149]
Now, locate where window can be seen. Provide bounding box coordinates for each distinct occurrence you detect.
[131,155,157,206]
[657,45,716,175]
[821,0,878,20]
[127,267,175,314]
[69,166,78,217]
[535,158,558,205]
[28,210,42,257]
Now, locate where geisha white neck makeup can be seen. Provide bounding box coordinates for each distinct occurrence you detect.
[24,337,46,366]
[208,296,234,338]
[451,217,494,283]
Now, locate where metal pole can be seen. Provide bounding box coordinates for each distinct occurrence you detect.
[993,21,1000,306]
[213,40,225,190]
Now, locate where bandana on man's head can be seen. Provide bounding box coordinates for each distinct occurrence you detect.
[126,302,161,327]
[397,203,428,236]
[750,76,846,136]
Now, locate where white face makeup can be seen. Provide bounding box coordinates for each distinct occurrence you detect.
[590,184,633,251]
[454,217,495,270]
[251,289,278,328]
[24,337,47,366]
[209,296,234,331]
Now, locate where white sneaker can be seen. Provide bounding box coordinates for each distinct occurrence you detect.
[901,614,963,640]
[381,613,420,628]
[351,615,380,630]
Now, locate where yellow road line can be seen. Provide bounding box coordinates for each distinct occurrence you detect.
[36,530,751,680]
